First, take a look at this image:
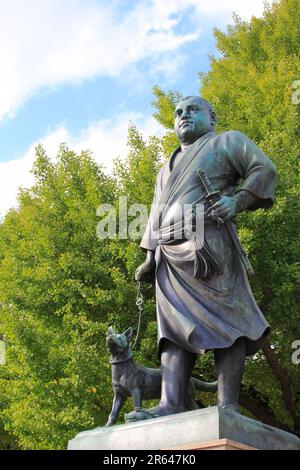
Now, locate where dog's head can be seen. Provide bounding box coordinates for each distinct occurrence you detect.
[106,326,134,360]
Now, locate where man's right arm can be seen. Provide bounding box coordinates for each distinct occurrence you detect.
[137,168,163,282]
[135,249,156,282]
[140,169,163,252]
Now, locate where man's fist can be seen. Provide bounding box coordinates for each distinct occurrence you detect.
[135,250,156,283]
[207,196,238,222]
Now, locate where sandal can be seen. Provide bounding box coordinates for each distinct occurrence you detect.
[124,408,162,422]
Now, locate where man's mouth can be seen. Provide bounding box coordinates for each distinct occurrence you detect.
[180,121,192,128]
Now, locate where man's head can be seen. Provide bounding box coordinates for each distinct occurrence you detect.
[174,96,216,145]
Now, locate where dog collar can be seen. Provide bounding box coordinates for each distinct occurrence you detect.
[110,351,133,365]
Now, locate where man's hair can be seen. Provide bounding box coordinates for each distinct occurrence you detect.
[178,96,217,124]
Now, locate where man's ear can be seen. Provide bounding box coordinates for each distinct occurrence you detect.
[107,326,116,336]
[123,327,134,340]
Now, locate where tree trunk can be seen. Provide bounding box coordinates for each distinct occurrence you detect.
[262,340,296,422]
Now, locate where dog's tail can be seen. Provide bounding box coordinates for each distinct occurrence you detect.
[192,378,217,392]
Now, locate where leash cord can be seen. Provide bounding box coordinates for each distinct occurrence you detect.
[131,281,144,350]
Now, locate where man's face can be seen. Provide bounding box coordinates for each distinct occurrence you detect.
[174,97,214,144]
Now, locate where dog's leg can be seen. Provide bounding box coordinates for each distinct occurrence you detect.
[131,388,142,411]
[105,392,125,426]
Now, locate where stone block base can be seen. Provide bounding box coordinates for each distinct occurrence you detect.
[68,406,300,450]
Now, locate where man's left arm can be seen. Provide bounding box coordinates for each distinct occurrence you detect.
[207,131,277,221]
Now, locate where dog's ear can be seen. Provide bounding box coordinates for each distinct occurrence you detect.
[107,326,116,336]
[123,327,134,341]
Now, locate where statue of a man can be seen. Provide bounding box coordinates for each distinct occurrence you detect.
[133,96,277,419]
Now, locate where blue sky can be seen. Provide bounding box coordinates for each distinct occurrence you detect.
[0,0,268,216]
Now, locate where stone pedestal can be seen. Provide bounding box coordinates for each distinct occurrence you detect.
[68,406,300,450]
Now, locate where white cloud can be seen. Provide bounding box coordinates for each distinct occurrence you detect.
[192,0,267,18]
[0,114,164,217]
[0,0,200,122]
[0,0,269,122]
[0,126,68,218]
[72,113,164,172]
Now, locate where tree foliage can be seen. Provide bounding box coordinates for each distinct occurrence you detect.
[0,0,299,449]
[0,145,135,449]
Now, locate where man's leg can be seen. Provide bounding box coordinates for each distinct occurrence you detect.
[124,340,196,421]
[214,337,246,411]
[159,339,196,413]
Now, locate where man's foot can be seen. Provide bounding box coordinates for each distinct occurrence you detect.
[124,409,160,422]
[124,405,184,423]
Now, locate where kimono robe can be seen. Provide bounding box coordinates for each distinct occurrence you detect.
[141,130,277,357]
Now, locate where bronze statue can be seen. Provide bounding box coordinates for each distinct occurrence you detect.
[128,95,277,421]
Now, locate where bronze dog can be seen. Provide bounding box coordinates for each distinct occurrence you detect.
[106,326,217,426]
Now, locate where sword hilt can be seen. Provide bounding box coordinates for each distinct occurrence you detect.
[196,168,223,226]
[205,190,220,200]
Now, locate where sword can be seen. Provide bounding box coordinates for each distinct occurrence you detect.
[196,168,255,277]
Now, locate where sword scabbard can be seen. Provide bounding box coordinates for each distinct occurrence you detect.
[196,167,255,277]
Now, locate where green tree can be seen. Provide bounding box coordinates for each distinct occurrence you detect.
[0,144,138,449]
[1,0,299,449]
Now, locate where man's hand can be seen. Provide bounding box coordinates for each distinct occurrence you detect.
[135,250,156,283]
[206,196,237,222]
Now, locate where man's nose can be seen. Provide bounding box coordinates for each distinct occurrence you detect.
[181,109,190,118]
